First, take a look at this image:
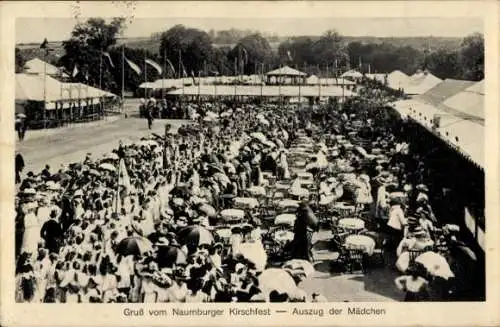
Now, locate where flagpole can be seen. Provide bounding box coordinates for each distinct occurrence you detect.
[318,64,321,103]
[162,50,165,100]
[298,63,302,108]
[234,57,237,102]
[260,62,263,99]
[121,45,124,112]
[144,53,147,99]
[198,70,201,105]
[99,50,103,119]
[278,63,282,108]
[43,50,47,129]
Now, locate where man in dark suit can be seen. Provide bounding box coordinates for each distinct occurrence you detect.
[40,211,63,254]
[15,152,25,184]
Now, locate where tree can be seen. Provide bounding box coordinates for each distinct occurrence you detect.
[458,33,484,81]
[228,33,274,75]
[158,25,214,77]
[313,30,349,69]
[425,48,461,80]
[108,46,160,95]
[59,17,125,89]
[15,47,26,73]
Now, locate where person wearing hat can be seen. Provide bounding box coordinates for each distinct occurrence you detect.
[164,268,189,302]
[15,152,25,184]
[394,263,430,302]
[386,195,407,249]
[21,201,41,255]
[396,227,434,257]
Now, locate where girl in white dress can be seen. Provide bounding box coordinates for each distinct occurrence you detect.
[22,203,41,255]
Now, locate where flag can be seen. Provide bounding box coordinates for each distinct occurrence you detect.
[358,57,362,69]
[85,72,89,81]
[165,58,176,76]
[145,58,163,75]
[103,52,115,68]
[181,62,187,77]
[287,50,293,61]
[241,47,248,64]
[72,65,79,78]
[40,38,48,49]
[191,71,196,84]
[125,57,141,75]
[118,158,131,193]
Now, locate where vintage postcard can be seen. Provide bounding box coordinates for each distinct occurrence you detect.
[0,1,498,326]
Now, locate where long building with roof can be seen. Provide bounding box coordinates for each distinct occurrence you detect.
[391,78,485,260]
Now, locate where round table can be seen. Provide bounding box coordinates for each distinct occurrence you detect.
[215,228,232,244]
[274,230,294,243]
[338,218,365,231]
[344,235,376,255]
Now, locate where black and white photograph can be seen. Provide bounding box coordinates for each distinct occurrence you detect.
[8,2,489,309]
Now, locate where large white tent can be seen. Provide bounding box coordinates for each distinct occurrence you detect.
[386,70,409,90]
[16,73,116,109]
[24,58,69,77]
[403,71,443,95]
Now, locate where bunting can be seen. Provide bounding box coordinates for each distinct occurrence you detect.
[165,58,176,76]
[145,58,163,75]
[102,52,115,68]
[125,57,142,75]
[72,65,79,78]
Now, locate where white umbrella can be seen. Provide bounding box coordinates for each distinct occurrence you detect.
[138,140,158,147]
[258,268,298,295]
[415,251,455,280]
[283,259,315,278]
[105,153,120,160]
[238,242,267,272]
[250,132,268,143]
[99,163,116,172]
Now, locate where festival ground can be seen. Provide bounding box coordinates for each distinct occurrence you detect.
[16,110,403,302]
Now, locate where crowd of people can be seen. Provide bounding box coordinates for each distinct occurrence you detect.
[14,91,480,303]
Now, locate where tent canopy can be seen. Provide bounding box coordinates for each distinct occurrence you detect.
[403,71,443,95]
[16,73,116,105]
[266,66,306,77]
[365,73,386,83]
[24,58,68,77]
[386,70,409,90]
[341,70,363,78]
[415,79,476,107]
[167,85,356,97]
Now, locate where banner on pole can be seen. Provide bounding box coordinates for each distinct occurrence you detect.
[103,52,115,68]
[145,58,163,75]
[125,57,142,75]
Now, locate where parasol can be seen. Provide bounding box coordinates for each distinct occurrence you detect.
[238,242,268,272]
[274,214,296,227]
[250,132,268,143]
[138,139,158,147]
[415,251,455,280]
[258,268,299,295]
[99,163,116,172]
[247,186,266,196]
[233,197,259,209]
[116,236,153,256]
[282,259,315,278]
[220,209,245,222]
[156,246,187,268]
[198,203,216,218]
[179,225,214,251]
[104,153,120,160]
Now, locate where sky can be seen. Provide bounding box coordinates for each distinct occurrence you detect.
[16,17,483,44]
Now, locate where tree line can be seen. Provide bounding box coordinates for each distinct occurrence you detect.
[16,18,484,94]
